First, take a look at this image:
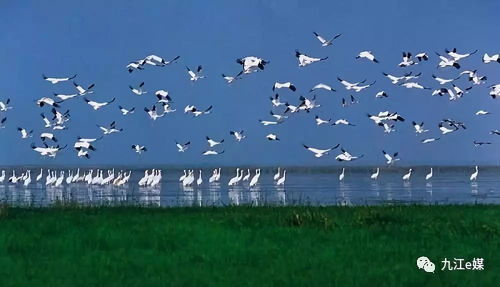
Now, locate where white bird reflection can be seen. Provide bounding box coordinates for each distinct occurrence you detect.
[425,182,433,194]
[249,191,260,206]
[228,189,243,206]
[338,181,352,206]
[276,191,286,206]
[470,182,478,194]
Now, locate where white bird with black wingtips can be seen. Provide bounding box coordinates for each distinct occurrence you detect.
[146,55,179,66]
[461,70,487,85]
[230,130,245,142]
[129,82,147,95]
[400,82,430,90]
[160,103,175,115]
[451,84,472,99]
[270,94,285,107]
[335,148,363,162]
[398,52,416,67]
[382,72,407,84]
[284,103,299,114]
[144,54,180,66]
[332,118,355,126]
[51,108,69,125]
[155,90,172,103]
[84,97,115,110]
[315,115,331,125]
[435,52,460,69]
[40,132,57,142]
[186,65,205,82]
[40,113,52,128]
[356,51,379,63]
[379,122,395,133]
[222,71,243,84]
[273,82,296,91]
[0,98,12,111]
[176,141,190,152]
[337,77,366,90]
[184,105,212,117]
[119,105,135,115]
[43,74,76,84]
[412,121,428,134]
[206,136,224,147]
[295,50,328,67]
[351,81,376,92]
[132,144,147,154]
[415,52,429,62]
[236,56,269,74]
[303,144,339,158]
[446,48,477,61]
[313,31,341,47]
[18,127,33,139]
[266,133,279,141]
[490,84,500,99]
[432,74,459,85]
[97,121,122,135]
[126,61,144,73]
[73,81,95,95]
[144,105,164,121]
[270,111,287,122]
[375,91,388,98]
[53,93,79,101]
[31,143,66,158]
[482,53,500,64]
[297,95,321,112]
[439,122,457,134]
[310,83,336,93]
[382,150,400,165]
[36,97,61,108]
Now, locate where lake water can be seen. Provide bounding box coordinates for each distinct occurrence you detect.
[1,167,499,207]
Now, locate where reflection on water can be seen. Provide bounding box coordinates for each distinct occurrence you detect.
[471,182,478,194]
[0,167,500,207]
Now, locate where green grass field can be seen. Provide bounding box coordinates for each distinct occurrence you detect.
[0,205,498,286]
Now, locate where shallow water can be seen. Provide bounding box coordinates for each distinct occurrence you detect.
[0,167,499,207]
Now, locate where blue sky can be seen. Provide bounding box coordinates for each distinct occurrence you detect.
[0,0,499,166]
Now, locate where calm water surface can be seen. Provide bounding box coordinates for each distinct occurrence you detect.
[1,167,499,207]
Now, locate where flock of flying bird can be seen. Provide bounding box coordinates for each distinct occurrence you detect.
[0,31,499,186]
